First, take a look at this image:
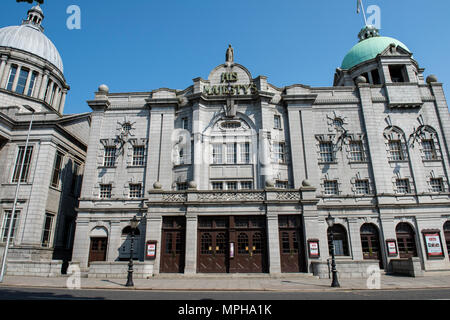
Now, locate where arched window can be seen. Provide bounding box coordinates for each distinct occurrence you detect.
[444,221,450,258]
[384,126,407,161]
[120,226,141,261]
[327,224,349,256]
[396,223,418,258]
[360,224,381,262]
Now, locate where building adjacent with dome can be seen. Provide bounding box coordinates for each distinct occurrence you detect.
[1,4,450,279]
[70,21,450,278]
[0,5,90,276]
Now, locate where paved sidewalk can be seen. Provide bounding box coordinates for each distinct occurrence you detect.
[1,272,450,292]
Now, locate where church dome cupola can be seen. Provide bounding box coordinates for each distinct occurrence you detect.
[23,4,45,31]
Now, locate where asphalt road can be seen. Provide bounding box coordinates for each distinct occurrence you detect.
[0,286,449,300]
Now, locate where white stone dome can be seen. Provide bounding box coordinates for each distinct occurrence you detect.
[0,23,63,73]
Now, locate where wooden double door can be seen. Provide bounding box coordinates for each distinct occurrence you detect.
[197,216,268,274]
[160,217,186,273]
[279,216,306,273]
[88,237,108,265]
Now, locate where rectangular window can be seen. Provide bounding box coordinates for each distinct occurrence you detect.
[1,210,20,243]
[12,146,33,183]
[274,142,286,163]
[240,142,250,164]
[182,117,189,130]
[49,85,57,105]
[396,179,410,194]
[240,181,253,190]
[129,184,142,198]
[422,140,437,161]
[430,178,444,193]
[320,142,334,163]
[41,213,54,247]
[132,146,145,166]
[371,69,381,85]
[15,68,29,95]
[226,182,237,190]
[226,143,237,164]
[100,184,112,199]
[275,180,289,189]
[27,72,38,96]
[6,65,17,91]
[324,180,339,195]
[355,179,370,195]
[274,115,282,129]
[177,182,188,191]
[349,141,365,162]
[51,151,64,188]
[389,140,404,161]
[212,144,223,164]
[70,162,80,195]
[103,146,116,167]
[389,65,408,83]
[212,182,223,190]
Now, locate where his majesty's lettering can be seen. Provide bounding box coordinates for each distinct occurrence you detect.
[204,72,258,96]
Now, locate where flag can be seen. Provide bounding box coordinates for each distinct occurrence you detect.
[357,0,362,13]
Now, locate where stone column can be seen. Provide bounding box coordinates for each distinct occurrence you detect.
[38,70,49,100]
[348,218,363,260]
[58,89,68,114]
[184,215,198,274]
[11,65,21,92]
[0,55,8,87]
[266,213,281,274]
[106,221,122,262]
[71,217,90,269]
[145,215,162,274]
[23,70,33,96]
[33,73,43,99]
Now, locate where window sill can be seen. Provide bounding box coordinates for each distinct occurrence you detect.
[388,160,408,163]
[318,162,338,165]
[98,166,117,169]
[422,159,442,163]
[49,186,61,192]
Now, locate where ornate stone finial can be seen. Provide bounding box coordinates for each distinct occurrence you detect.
[358,25,380,42]
[188,181,197,190]
[98,84,109,94]
[153,182,162,190]
[355,75,367,84]
[302,180,312,187]
[226,44,234,63]
[426,75,438,84]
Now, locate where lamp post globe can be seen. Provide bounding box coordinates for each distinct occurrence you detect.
[326,213,340,288]
[125,216,139,287]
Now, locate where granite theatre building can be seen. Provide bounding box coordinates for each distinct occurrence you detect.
[72,25,450,278]
[0,5,90,276]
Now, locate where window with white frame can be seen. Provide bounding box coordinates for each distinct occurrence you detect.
[274,115,282,129]
[100,184,112,199]
[319,142,334,163]
[41,213,54,247]
[129,184,142,198]
[430,178,444,193]
[177,182,188,191]
[212,144,223,164]
[132,146,145,166]
[240,142,251,164]
[226,143,237,164]
[274,142,286,163]
[275,180,289,189]
[12,146,33,183]
[182,117,189,130]
[389,140,405,161]
[1,210,20,243]
[349,141,365,162]
[354,179,370,195]
[395,179,410,194]
[240,181,253,190]
[50,151,64,189]
[212,182,223,190]
[324,180,339,195]
[226,182,238,190]
[103,146,116,167]
[422,139,438,161]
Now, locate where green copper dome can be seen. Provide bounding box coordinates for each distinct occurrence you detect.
[341,26,410,70]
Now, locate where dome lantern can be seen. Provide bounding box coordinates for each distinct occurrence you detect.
[23,4,45,32]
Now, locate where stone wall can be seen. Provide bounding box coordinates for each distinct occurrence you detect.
[87,262,154,279]
[311,260,380,279]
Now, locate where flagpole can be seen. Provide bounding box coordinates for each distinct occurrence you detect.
[359,0,368,26]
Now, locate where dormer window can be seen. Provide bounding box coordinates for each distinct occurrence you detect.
[389,65,408,83]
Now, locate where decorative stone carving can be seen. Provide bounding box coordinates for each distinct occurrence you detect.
[197,192,265,202]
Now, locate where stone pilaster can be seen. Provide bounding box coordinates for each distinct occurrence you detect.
[266,213,281,274]
[184,215,198,274]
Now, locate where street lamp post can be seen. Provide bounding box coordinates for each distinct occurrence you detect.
[0,105,36,283]
[125,216,139,287]
[326,213,340,288]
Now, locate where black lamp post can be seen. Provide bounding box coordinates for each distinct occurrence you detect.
[326,213,340,288]
[125,216,139,287]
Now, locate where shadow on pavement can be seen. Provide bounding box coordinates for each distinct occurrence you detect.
[0,287,105,300]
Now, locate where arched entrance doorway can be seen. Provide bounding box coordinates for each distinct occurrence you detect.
[396,223,418,259]
[360,223,383,269]
[88,226,109,265]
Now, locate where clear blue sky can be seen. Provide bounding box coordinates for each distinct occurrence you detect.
[1,0,449,114]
